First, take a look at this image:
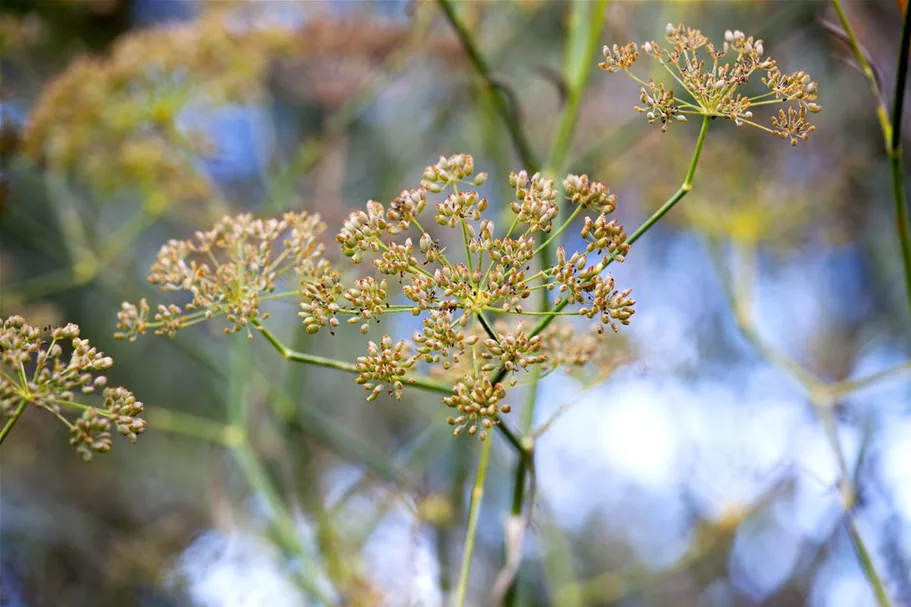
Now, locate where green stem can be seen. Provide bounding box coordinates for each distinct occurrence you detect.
[477,310,500,342]
[455,433,493,607]
[255,320,449,395]
[830,0,892,148]
[0,400,28,445]
[891,4,911,332]
[437,0,539,172]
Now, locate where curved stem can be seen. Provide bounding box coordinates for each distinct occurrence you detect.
[455,433,493,607]
[626,114,710,244]
[437,0,539,172]
[829,0,892,148]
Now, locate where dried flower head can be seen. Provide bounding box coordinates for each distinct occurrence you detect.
[1,316,145,460]
[600,24,821,143]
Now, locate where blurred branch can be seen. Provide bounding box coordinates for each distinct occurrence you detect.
[437,0,540,172]
[225,339,332,603]
[147,409,242,447]
[264,6,437,213]
[708,240,899,607]
[6,193,163,304]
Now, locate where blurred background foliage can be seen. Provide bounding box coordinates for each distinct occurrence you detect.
[1,1,911,606]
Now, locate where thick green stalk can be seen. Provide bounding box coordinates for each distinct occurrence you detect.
[501,451,528,606]
[891,4,911,331]
[0,400,28,445]
[454,432,493,607]
[437,0,540,172]
[501,115,710,605]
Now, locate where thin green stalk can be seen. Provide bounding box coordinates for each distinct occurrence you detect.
[438,0,539,172]
[253,320,526,452]
[454,432,493,607]
[891,4,911,331]
[626,114,710,245]
[846,516,894,607]
[535,204,584,256]
[829,0,892,148]
[0,400,28,445]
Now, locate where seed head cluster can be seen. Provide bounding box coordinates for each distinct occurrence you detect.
[116,212,329,340]
[22,7,465,206]
[1,316,145,461]
[600,23,821,144]
[117,154,636,439]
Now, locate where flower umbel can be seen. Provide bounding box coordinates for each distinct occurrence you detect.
[119,154,636,439]
[116,212,328,340]
[1,316,145,460]
[600,24,821,144]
